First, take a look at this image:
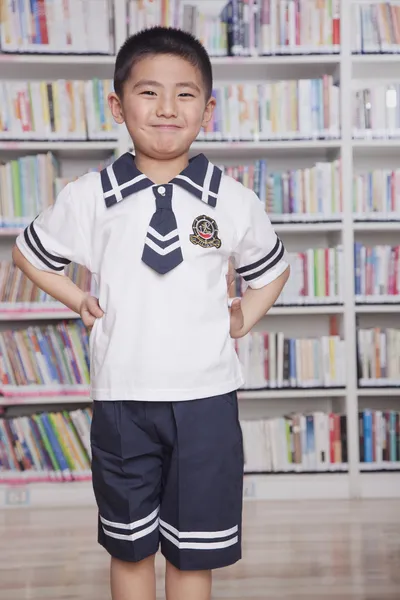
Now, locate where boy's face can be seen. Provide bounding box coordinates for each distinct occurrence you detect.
[109,54,215,160]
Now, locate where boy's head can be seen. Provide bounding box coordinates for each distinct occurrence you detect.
[108,27,216,161]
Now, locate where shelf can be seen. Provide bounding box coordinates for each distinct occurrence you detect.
[0,473,349,508]
[352,139,400,157]
[268,305,344,315]
[0,385,90,407]
[239,388,346,400]
[0,306,79,321]
[354,221,400,232]
[273,222,342,233]
[360,472,400,499]
[211,54,340,66]
[357,388,400,397]
[352,53,400,63]
[0,140,118,157]
[0,481,95,509]
[191,139,341,157]
[356,304,400,314]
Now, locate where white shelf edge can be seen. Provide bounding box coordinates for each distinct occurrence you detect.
[0,307,80,321]
[0,53,340,67]
[192,140,342,151]
[268,305,344,315]
[352,53,400,63]
[353,221,400,231]
[355,304,400,314]
[0,481,95,509]
[0,141,118,151]
[359,472,400,499]
[357,387,400,397]
[352,139,400,148]
[0,395,90,406]
[238,388,346,400]
[273,222,343,233]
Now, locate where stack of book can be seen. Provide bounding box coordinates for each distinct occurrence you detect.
[222,159,342,221]
[353,83,400,139]
[0,80,118,141]
[199,78,340,140]
[0,261,93,306]
[358,327,400,387]
[242,412,347,472]
[0,322,90,388]
[0,408,92,483]
[352,2,400,54]
[127,0,341,56]
[234,246,344,305]
[354,243,400,303]
[0,153,113,228]
[359,409,400,468]
[0,0,114,54]
[353,168,400,220]
[236,329,345,390]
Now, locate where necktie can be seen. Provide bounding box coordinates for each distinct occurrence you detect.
[142,184,183,275]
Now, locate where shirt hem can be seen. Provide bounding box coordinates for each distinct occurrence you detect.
[90,376,245,402]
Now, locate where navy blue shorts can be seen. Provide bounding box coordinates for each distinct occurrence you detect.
[90,392,244,571]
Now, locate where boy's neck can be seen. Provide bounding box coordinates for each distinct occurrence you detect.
[134,151,190,185]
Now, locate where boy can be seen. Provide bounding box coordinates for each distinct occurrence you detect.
[13,27,289,600]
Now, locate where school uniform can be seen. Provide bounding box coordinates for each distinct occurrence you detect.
[16,152,288,570]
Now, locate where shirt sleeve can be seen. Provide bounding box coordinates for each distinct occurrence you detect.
[232,189,289,289]
[16,181,92,274]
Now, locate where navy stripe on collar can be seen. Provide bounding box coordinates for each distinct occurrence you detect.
[100,152,222,208]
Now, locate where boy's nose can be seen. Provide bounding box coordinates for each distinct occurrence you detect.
[156,97,178,118]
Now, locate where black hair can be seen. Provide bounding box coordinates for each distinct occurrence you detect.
[114,26,213,99]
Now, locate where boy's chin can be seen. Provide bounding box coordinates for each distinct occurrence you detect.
[144,140,192,159]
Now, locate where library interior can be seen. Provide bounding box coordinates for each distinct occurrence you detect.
[0,1,399,599]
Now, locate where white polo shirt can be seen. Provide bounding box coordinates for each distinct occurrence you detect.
[16,153,288,401]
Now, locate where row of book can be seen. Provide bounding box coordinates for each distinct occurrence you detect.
[234,246,344,305]
[222,159,342,221]
[0,0,114,54]
[0,261,92,305]
[243,409,400,473]
[0,408,92,482]
[353,169,400,219]
[352,2,400,54]
[0,322,90,387]
[236,331,345,390]
[199,78,340,141]
[4,407,399,480]
[0,153,112,227]
[358,328,400,388]
[354,244,400,300]
[353,84,400,139]
[0,80,118,140]
[128,0,341,57]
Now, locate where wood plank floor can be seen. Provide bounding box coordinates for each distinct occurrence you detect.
[1,500,400,599]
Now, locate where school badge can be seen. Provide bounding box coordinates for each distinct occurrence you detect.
[190,215,222,249]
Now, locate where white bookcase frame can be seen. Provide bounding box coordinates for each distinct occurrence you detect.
[0,0,400,506]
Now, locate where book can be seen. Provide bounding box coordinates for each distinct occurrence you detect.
[353,168,400,220]
[0,152,114,228]
[236,326,346,389]
[354,243,400,303]
[358,327,400,387]
[0,0,114,54]
[198,78,340,141]
[0,80,118,141]
[0,408,92,482]
[127,0,341,56]
[221,158,342,221]
[352,2,400,54]
[234,245,344,305]
[0,321,90,387]
[353,83,400,139]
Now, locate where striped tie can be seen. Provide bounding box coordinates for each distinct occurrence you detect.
[142,184,183,275]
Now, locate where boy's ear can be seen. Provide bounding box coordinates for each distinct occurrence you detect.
[108,92,125,125]
[201,96,216,128]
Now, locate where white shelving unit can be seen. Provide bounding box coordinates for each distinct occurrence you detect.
[0,0,399,506]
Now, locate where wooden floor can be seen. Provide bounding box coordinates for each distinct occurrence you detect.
[1,500,400,599]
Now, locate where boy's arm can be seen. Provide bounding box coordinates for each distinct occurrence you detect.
[230,266,290,339]
[12,246,103,326]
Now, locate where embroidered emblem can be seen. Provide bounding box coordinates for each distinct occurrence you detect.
[190,215,222,249]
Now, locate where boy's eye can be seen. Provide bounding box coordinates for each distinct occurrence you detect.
[179,93,195,98]
[141,90,156,96]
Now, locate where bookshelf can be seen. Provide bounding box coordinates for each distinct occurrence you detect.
[0,0,400,504]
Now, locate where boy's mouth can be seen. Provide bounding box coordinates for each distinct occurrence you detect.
[153,124,182,130]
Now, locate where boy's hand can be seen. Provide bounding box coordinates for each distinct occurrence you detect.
[227,261,245,339]
[79,294,104,327]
